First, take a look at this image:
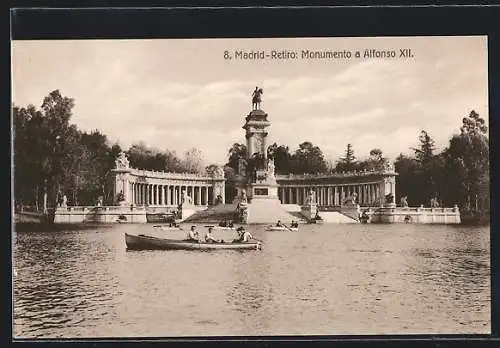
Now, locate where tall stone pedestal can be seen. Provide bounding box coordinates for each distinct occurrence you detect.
[300,202,318,221]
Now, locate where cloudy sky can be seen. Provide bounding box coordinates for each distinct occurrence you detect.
[12,36,488,166]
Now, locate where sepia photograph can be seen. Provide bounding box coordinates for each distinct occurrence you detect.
[12,35,490,338]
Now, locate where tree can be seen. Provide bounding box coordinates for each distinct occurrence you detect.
[292,141,328,174]
[335,143,356,172]
[226,143,247,172]
[444,110,489,213]
[356,148,388,172]
[412,130,435,166]
[267,142,293,174]
[182,147,205,174]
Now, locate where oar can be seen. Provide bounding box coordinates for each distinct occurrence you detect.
[283,224,293,232]
[251,237,263,243]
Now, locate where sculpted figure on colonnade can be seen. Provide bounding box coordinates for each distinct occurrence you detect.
[115,151,130,169]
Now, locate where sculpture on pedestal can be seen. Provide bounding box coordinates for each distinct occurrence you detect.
[305,189,316,204]
[115,151,130,169]
[116,190,125,204]
[252,86,263,110]
[182,191,193,205]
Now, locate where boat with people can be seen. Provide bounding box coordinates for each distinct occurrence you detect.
[124,233,261,251]
[153,225,183,231]
[204,225,236,231]
[264,220,299,231]
[264,225,299,232]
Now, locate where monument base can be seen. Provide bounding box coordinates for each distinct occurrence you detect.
[179,203,197,221]
[246,195,295,224]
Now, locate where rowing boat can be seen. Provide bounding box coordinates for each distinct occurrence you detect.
[125,233,261,251]
[204,225,236,231]
[264,226,299,232]
[153,225,183,231]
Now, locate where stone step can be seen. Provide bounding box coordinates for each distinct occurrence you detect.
[246,198,297,224]
[318,211,359,223]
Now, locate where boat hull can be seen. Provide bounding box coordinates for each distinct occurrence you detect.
[204,225,236,231]
[264,226,299,231]
[125,233,261,251]
[153,225,183,231]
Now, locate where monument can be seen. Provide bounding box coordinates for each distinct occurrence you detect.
[236,87,294,223]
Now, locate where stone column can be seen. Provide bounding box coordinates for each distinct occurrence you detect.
[196,186,201,206]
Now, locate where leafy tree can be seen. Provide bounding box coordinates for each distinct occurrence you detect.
[182,147,205,174]
[444,110,489,213]
[226,143,247,172]
[267,142,293,174]
[292,141,328,174]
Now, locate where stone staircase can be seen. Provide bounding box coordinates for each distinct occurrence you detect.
[318,211,358,223]
[183,204,239,223]
[245,198,298,224]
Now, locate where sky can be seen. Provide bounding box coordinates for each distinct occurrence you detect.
[12,36,488,167]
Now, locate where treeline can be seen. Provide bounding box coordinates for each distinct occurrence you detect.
[224,111,489,215]
[13,90,207,210]
[394,111,489,216]
[224,141,389,177]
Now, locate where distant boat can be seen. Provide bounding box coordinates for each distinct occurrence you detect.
[204,225,236,231]
[125,233,262,251]
[153,225,183,231]
[264,225,299,232]
[116,215,129,223]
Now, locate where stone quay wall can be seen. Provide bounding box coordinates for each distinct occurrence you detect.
[367,206,461,224]
[53,206,148,224]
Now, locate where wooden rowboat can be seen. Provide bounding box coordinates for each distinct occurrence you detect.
[125,233,261,251]
[264,226,299,232]
[153,225,183,231]
[204,225,236,231]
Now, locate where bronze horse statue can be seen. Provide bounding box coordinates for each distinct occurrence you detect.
[252,87,263,110]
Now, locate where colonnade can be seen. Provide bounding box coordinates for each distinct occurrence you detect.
[277,183,384,206]
[129,183,211,206]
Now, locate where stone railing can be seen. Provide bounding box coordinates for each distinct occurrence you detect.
[276,169,396,180]
[57,205,147,212]
[129,168,223,180]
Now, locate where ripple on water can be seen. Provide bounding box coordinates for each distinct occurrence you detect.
[13,224,490,337]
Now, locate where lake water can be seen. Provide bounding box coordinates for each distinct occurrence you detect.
[12,223,490,338]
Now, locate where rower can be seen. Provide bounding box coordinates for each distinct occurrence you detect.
[186,225,199,242]
[204,227,219,243]
[228,220,234,228]
[235,226,253,243]
[242,228,254,242]
[276,220,283,227]
[290,221,299,228]
[219,220,227,227]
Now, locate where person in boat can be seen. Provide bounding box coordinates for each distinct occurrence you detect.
[219,220,227,227]
[186,226,199,242]
[276,220,284,227]
[234,227,254,243]
[314,212,323,221]
[204,227,219,243]
[290,221,299,228]
[228,220,234,228]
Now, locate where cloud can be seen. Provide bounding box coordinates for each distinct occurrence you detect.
[12,37,488,165]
